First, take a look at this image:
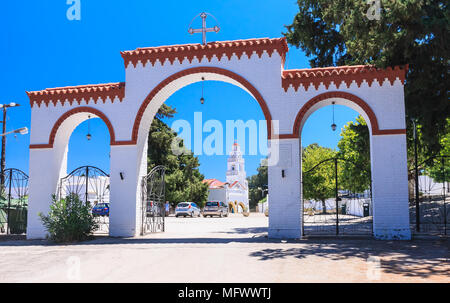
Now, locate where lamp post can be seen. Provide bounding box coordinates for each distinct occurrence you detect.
[0,102,24,235]
[0,126,28,235]
[0,103,21,191]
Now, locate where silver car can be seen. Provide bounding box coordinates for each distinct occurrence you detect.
[203,201,228,217]
[175,202,201,217]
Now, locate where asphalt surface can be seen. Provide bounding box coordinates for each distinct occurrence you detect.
[0,213,448,282]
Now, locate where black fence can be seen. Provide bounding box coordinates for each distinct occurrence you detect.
[409,155,449,235]
[302,158,373,236]
[0,169,29,235]
[58,166,110,234]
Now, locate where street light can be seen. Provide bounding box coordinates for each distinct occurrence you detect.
[0,103,21,180]
[0,102,23,235]
[0,127,28,137]
[0,102,18,109]
[200,77,205,104]
[331,101,337,131]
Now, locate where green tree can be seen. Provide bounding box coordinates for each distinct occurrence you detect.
[284,0,449,155]
[247,161,268,210]
[337,116,371,193]
[424,118,450,183]
[302,144,337,213]
[147,104,209,208]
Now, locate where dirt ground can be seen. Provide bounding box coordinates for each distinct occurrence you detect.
[0,214,448,283]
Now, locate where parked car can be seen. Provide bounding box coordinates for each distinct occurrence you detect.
[203,201,228,217]
[92,203,110,217]
[175,202,201,217]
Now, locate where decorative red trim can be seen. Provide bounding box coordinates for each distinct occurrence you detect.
[132,66,274,143]
[121,38,289,68]
[27,82,125,108]
[29,107,119,149]
[282,65,408,92]
[279,91,406,139]
[278,134,298,139]
[375,129,407,135]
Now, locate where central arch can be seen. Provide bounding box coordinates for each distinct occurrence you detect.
[132,66,274,146]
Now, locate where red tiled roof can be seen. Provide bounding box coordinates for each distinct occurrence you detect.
[282,65,408,92]
[203,179,227,189]
[121,37,289,68]
[27,82,125,108]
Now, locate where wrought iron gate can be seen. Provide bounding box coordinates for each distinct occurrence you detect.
[58,166,110,234]
[0,169,29,234]
[409,155,449,235]
[141,165,166,235]
[302,158,373,236]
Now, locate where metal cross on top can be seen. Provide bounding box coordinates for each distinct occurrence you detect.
[188,12,220,45]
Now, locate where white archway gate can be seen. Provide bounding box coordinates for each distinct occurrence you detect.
[26,37,411,240]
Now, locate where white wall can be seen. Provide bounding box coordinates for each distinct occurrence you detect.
[27,39,410,240]
[207,188,227,203]
[268,138,302,238]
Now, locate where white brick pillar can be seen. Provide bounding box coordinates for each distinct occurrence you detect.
[109,144,143,237]
[27,145,68,239]
[268,138,302,239]
[370,134,411,240]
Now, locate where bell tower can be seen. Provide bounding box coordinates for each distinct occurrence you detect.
[226,143,247,185]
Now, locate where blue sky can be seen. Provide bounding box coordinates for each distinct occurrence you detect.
[1,0,360,179]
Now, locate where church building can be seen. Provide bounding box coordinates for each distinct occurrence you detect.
[203,143,249,213]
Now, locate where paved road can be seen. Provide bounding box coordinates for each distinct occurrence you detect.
[0,213,448,283]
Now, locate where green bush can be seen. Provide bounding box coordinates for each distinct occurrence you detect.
[39,194,98,243]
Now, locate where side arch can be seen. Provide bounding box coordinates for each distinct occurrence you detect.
[132,66,274,144]
[290,91,406,138]
[29,106,117,149]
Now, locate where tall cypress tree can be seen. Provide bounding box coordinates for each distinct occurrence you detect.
[284,1,449,155]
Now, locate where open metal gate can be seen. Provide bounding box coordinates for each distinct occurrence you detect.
[409,155,449,235]
[302,158,373,236]
[0,169,28,234]
[58,166,110,234]
[141,165,165,235]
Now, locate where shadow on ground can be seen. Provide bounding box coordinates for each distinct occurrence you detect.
[249,237,449,280]
[1,228,448,280]
[219,227,268,234]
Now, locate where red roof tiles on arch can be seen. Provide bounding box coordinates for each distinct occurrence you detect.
[282,65,408,92]
[27,82,125,108]
[120,37,289,68]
